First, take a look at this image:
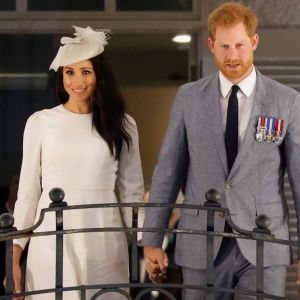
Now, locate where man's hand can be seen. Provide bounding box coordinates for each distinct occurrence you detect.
[144,246,169,283]
[297,260,300,285]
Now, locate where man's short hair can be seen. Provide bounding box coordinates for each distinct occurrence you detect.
[208,2,258,40]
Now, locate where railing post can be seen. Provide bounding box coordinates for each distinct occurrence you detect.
[204,189,221,300]
[49,188,67,300]
[253,214,271,300]
[0,213,17,300]
[130,204,139,297]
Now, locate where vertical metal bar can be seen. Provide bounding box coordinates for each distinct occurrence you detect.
[131,206,139,281]
[206,210,215,300]
[204,190,220,300]
[55,210,63,300]
[48,188,66,300]
[256,240,264,300]
[5,238,14,300]
[130,206,139,298]
[80,287,86,300]
[253,215,271,300]
[1,213,17,300]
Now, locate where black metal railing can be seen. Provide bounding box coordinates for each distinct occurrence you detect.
[0,188,298,300]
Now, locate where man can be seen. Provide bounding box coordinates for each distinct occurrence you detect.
[143,2,300,299]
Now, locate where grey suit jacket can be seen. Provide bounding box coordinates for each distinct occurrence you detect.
[143,70,300,269]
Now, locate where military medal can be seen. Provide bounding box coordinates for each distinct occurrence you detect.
[273,118,284,144]
[256,116,284,144]
[255,116,266,142]
[265,117,275,143]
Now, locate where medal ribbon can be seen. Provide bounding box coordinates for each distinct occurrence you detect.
[261,116,265,128]
[267,117,275,133]
[277,119,283,136]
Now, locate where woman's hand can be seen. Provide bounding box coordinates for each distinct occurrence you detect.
[3,244,24,300]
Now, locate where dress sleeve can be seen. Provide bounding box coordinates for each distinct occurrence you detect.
[116,115,144,239]
[13,112,43,249]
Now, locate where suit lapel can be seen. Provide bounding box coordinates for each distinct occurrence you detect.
[204,74,228,174]
[228,71,271,180]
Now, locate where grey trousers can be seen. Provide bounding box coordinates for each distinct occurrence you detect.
[182,239,286,300]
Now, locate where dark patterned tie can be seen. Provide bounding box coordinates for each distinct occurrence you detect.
[225,85,239,172]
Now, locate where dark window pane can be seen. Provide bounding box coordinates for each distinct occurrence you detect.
[0,0,15,11]
[0,34,57,187]
[0,34,55,72]
[117,0,192,11]
[28,0,104,11]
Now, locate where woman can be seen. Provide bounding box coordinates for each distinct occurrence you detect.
[11,26,144,299]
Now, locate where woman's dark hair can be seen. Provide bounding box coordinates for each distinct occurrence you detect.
[56,53,131,160]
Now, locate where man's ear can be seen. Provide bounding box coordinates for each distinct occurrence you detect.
[251,33,259,51]
[208,37,215,54]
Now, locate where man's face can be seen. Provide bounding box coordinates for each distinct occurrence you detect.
[208,22,259,83]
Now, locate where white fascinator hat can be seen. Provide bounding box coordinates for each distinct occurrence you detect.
[49,25,110,71]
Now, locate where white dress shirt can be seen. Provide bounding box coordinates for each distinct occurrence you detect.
[219,66,257,146]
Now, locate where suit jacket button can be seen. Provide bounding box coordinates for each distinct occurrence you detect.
[225,182,231,189]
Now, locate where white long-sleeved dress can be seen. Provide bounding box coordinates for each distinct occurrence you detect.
[13,104,144,299]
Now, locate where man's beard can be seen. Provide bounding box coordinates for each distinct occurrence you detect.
[215,56,253,81]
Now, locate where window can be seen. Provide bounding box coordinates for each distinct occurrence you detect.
[116,0,192,11]
[28,0,104,11]
[0,0,15,11]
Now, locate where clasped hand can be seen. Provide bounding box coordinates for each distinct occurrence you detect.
[144,246,169,283]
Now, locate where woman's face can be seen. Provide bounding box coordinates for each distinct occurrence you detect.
[62,59,96,104]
